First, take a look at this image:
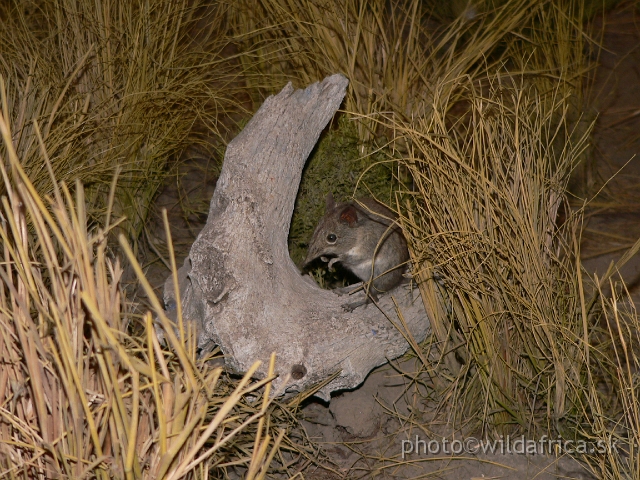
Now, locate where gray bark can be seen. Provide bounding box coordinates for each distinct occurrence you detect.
[162,74,430,400]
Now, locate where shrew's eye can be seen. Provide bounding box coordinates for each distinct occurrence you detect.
[326,233,337,243]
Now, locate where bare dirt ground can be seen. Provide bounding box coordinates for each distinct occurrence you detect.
[142,3,640,478]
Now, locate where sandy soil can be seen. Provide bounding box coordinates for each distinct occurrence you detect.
[142,3,640,478]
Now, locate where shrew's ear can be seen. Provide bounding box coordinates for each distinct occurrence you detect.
[339,205,359,227]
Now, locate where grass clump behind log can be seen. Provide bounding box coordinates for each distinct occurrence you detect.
[0,0,243,243]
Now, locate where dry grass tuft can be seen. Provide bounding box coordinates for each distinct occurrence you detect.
[382,0,607,441]
[395,73,593,433]
[0,95,293,479]
[0,0,244,242]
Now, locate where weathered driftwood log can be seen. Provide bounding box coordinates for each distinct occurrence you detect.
[162,74,430,400]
